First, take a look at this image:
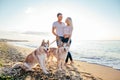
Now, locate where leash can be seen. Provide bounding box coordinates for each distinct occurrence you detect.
[49,40,56,46]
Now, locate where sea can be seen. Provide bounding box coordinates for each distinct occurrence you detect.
[0,31,120,70]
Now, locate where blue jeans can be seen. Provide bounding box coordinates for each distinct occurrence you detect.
[56,36,71,45]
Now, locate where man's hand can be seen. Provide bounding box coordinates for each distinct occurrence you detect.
[56,35,59,40]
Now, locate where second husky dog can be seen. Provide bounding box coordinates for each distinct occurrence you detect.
[48,41,70,71]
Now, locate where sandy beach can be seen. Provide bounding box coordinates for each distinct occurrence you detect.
[0,41,120,80]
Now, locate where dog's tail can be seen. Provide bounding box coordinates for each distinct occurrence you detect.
[12,62,24,69]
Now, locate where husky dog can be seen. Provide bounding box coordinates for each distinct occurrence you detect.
[48,41,70,71]
[12,40,49,74]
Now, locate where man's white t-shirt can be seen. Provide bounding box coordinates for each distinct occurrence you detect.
[52,21,65,37]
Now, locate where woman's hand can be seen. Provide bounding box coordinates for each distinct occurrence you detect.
[64,34,70,38]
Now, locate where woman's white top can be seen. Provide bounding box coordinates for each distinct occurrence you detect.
[64,26,73,35]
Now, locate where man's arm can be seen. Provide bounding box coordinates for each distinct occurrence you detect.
[52,27,59,40]
[52,27,57,36]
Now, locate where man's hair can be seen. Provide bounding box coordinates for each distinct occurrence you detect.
[57,13,62,17]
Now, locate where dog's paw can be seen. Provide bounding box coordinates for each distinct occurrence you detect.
[58,68,62,71]
[26,69,34,72]
[44,71,49,74]
[62,67,66,71]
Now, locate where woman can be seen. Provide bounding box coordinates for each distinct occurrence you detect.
[63,17,73,65]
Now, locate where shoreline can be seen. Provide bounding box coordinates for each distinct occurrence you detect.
[0,38,28,42]
[0,41,120,80]
[76,60,120,71]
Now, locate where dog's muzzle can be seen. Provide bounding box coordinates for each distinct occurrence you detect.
[64,48,66,52]
[44,48,50,54]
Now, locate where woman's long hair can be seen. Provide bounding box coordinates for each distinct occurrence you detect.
[67,17,73,29]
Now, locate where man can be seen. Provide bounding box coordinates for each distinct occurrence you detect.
[52,13,65,47]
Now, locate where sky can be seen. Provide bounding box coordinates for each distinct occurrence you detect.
[0,0,120,40]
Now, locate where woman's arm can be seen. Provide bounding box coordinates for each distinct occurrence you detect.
[68,27,73,43]
[67,34,72,44]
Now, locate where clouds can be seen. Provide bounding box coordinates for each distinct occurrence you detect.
[25,7,33,14]
[0,0,120,40]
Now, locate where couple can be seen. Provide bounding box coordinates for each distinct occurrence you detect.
[52,13,73,65]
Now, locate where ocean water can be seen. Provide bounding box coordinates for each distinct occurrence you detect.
[0,31,120,70]
[71,40,120,70]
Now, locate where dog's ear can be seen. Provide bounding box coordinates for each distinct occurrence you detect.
[41,39,45,46]
[47,40,49,45]
[43,39,45,42]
